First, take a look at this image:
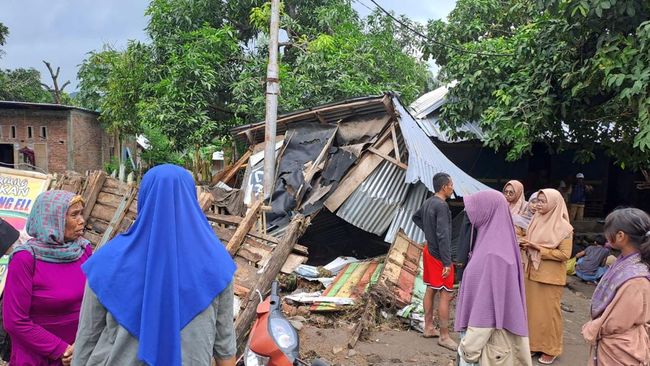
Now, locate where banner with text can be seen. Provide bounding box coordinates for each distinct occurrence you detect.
[0,167,50,294]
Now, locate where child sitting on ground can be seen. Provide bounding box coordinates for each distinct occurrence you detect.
[575,235,610,283]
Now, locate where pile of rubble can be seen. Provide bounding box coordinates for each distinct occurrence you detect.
[52,93,491,350]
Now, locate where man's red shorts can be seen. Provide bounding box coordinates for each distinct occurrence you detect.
[423,246,454,292]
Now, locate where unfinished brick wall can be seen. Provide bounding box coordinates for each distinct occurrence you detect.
[0,106,108,174]
[70,110,107,173]
[0,109,69,173]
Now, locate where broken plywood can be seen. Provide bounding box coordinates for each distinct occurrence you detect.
[375,230,423,308]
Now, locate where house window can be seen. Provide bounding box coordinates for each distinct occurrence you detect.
[10,126,16,139]
[27,126,34,139]
[40,126,48,139]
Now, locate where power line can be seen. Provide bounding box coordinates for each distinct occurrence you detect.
[365,0,513,57]
[354,0,374,12]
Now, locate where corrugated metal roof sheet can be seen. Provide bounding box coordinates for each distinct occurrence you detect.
[384,183,428,244]
[336,160,410,235]
[230,95,389,144]
[409,85,449,120]
[395,97,493,197]
[408,84,485,142]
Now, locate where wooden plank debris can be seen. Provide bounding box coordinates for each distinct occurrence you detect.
[390,123,402,163]
[234,214,308,349]
[207,213,243,226]
[375,230,424,308]
[97,186,137,249]
[212,150,252,185]
[82,171,107,220]
[367,146,407,170]
[226,200,263,256]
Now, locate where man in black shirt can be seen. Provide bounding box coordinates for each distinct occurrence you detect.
[412,172,457,350]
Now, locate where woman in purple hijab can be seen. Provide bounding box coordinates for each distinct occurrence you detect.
[455,190,532,366]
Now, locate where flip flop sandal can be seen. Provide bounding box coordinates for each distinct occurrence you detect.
[560,302,575,313]
[538,355,557,364]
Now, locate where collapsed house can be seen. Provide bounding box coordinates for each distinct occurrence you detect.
[212,93,494,344]
[46,93,492,349]
[227,93,490,251]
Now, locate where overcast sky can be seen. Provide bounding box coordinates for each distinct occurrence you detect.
[0,0,456,91]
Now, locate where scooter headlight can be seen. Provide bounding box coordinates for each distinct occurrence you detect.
[268,314,299,358]
[244,345,270,366]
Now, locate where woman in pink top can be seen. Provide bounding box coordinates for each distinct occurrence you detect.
[582,208,650,365]
[3,191,91,366]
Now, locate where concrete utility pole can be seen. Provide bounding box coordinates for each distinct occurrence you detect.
[263,0,281,200]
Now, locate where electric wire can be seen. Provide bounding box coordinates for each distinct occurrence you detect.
[361,0,513,57]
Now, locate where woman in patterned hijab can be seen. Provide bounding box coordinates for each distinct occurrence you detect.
[3,190,92,366]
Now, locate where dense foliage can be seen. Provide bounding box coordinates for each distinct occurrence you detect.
[427,0,650,170]
[0,22,7,51]
[76,0,432,165]
[0,68,53,103]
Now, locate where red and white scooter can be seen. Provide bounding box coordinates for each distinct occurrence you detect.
[243,282,329,366]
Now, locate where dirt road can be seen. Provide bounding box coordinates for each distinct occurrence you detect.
[300,276,595,365]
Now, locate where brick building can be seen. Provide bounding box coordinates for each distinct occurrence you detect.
[0,101,111,174]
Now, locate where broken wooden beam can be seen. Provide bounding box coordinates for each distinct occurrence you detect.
[234,214,308,349]
[367,146,407,170]
[82,171,107,221]
[226,200,263,256]
[97,185,137,249]
[206,213,243,226]
[211,149,251,186]
[390,123,402,163]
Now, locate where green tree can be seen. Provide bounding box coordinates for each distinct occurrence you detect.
[0,22,8,51]
[77,0,432,169]
[137,25,241,149]
[0,68,52,102]
[426,0,650,171]
[76,47,121,111]
[232,3,432,120]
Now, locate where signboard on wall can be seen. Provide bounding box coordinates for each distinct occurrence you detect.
[0,167,51,294]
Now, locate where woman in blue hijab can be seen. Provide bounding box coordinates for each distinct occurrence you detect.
[72,164,237,366]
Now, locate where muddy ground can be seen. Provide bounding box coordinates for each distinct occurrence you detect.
[298,275,596,366]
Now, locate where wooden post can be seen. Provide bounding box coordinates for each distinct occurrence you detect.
[263,0,281,199]
[235,214,307,349]
[226,200,263,256]
[82,171,107,221]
